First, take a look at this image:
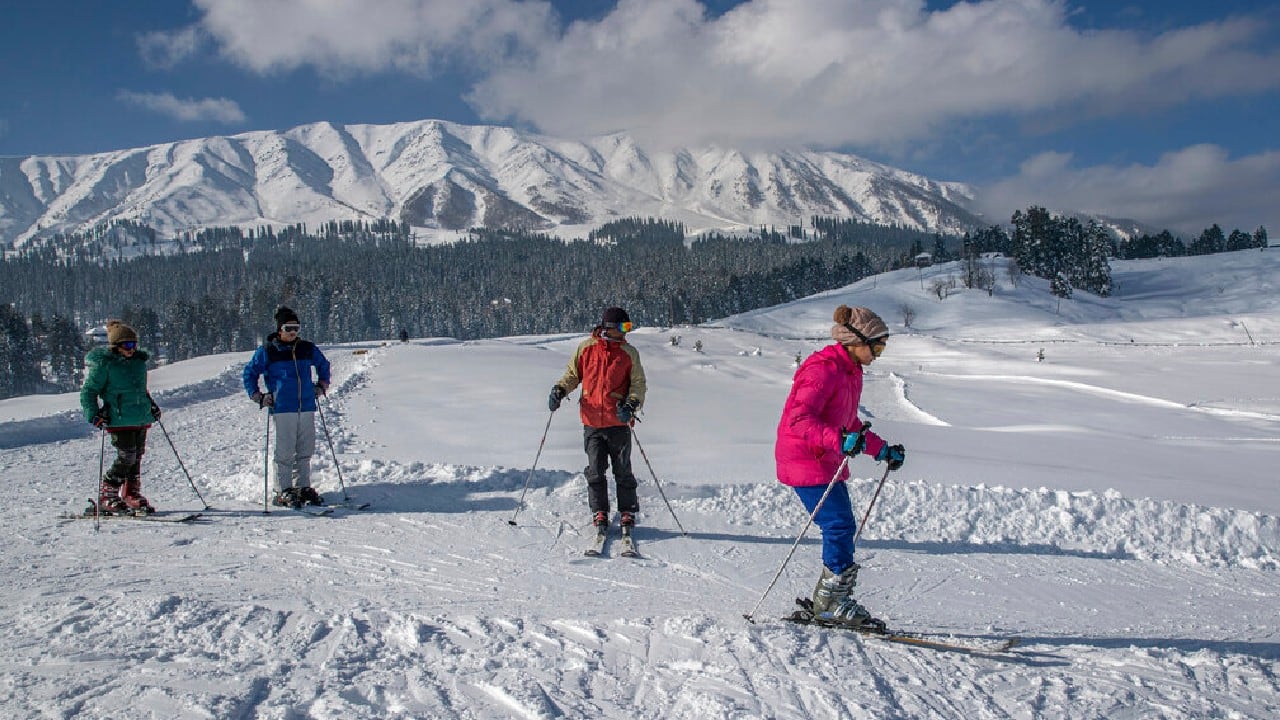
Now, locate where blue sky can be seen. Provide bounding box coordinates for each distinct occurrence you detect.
[1,0,1276,234]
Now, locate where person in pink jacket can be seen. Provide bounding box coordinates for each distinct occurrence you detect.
[775,304,905,626]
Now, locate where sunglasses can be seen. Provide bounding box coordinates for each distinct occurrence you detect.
[607,321,634,333]
[116,340,138,351]
[280,324,301,333]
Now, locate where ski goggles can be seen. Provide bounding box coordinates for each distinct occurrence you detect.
[280,323,301,333]
[606,321,634,333]
[843,322,888,356]
[115,340,138,351]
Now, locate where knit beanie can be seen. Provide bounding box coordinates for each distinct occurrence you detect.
[274,306,300,329]
[831,305,888,345]
[105,320,139,345]
[601,307,630,325]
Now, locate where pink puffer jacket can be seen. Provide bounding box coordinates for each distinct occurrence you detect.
[775,344,886,487]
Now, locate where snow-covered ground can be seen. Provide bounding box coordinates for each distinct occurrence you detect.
[1,250,1278,719]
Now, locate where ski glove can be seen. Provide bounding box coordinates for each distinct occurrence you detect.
[548,385,565,412]
[90,407,110,429]
[251,391,275,409]
[840,428,867,456]
[149,399,162,421]
[616,397,640,423]
[314,381,329,397]
[875,443,906,471]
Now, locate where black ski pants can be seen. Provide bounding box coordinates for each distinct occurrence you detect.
[583,425,639,515]
[106,428,148,483]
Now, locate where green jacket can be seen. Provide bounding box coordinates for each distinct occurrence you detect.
[80,346,154,428]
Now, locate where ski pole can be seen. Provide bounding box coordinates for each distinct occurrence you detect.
[315,395,349,501]
[263,408,271,514]
[630,426,688,536]
[507,411,555,526]
[94,427,107,531]
[155,417,211,510]
[743,455,852,623]
[743,422,869,623]
[853,464,893,544]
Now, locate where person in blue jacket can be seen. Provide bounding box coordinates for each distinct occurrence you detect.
[243,307,332,508]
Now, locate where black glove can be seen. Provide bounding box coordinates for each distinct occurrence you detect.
[90,407,110,429]
[149,399,162,421]
[548,385,565,412]
[876,443,906,471]
[315,381,329,397]
[616,397,640,423]
[251,391,275,409]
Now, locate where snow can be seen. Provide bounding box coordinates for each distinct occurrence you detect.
[2,250,1278,718]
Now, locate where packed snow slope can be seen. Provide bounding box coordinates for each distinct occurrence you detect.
[1,250,1278,719]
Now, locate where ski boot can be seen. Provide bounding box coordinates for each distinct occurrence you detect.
[121,476,155,514]
[272,487,303,508]
[98,477,128,515]
[620,511,636,528]
[811,563,879,628]
[592,511,609,528]
[297,486,325,506]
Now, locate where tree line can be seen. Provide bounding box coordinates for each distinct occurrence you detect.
[0,216,930,398]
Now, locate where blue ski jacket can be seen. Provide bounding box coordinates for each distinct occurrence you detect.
[242,333,332,414]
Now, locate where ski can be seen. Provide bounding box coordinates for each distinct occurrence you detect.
[328,501,371,511]
[60,507,203,523]
[618,525,640,558]
[782,599,1020,655]
[291,504,335,516]
[584,526,609,557]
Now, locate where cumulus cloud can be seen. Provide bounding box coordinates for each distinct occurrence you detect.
[191,0,554,76]
[979,146,1280,236]
[117,91,247,124]
[186,0,1279,152]
[466,0,1280,150]
[137,26,204,69]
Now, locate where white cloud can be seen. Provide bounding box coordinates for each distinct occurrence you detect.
[191,0,554,76]
[979,145,1280,235]
[137,26,203,69]
[117,91,247,124]
[466,0,1280,150]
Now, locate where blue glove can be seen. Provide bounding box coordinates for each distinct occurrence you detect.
[90,407,110,429]
[875,443,906,471]
[616,397,640,423]
[840,428,866,456]
[548,385,565,412]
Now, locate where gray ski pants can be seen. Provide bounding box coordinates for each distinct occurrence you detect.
[272,411,316,491]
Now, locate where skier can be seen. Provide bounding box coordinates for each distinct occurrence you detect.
[243,307,332,508]
[80,320,162,514]
[399,328,409,343]
[775,305,905,626]
[547,306,648,530]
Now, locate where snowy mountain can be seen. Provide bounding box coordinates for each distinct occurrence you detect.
[0,119,980,248]
[2,249,1277,718]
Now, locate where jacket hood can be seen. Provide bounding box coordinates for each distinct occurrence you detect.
[86,345,150,363]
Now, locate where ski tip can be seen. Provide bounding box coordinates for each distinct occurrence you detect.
[507,520,518,526]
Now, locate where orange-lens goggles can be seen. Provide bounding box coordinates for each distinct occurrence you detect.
[611,322,634,333]
[868,337,887,357]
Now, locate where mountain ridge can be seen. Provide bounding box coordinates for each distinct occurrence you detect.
[0,118,982,247]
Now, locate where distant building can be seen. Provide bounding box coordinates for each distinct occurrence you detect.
[915,252,933,268]
[85,325,108,345]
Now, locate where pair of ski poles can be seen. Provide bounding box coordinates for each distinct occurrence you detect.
[743,422,893,623]
[89,415,210,531]
[506,410,687,536]
[259,389,351,513]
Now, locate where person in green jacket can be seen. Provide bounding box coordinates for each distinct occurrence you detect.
[80,320,162,514]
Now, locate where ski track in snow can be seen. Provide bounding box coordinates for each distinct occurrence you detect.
[4,256,1280,718]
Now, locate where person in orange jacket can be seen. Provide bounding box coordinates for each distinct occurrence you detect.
[548,307,648,530]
